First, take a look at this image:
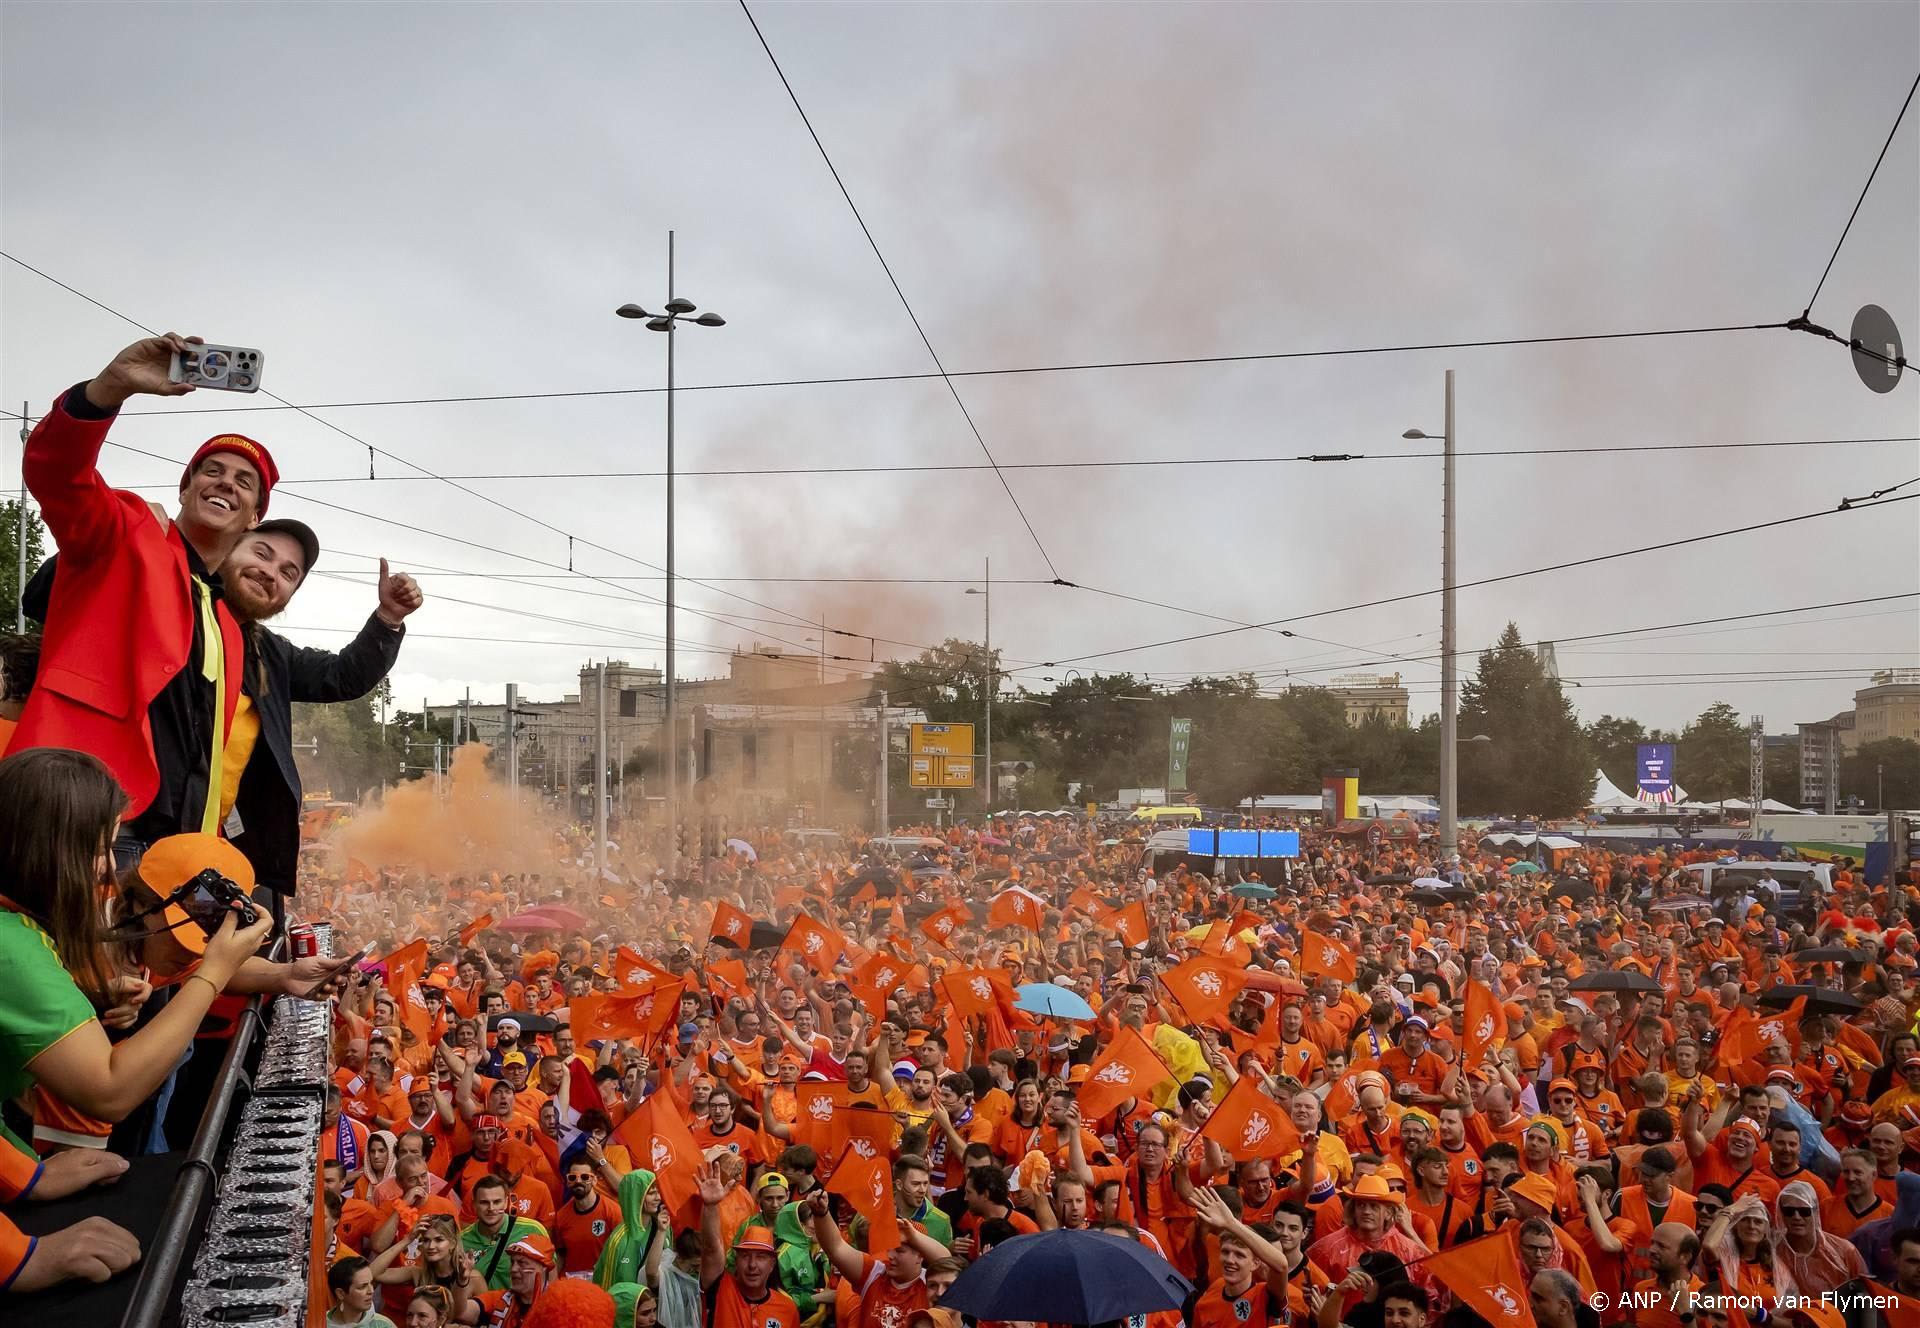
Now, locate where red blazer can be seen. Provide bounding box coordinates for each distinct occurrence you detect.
[13,390,243,820]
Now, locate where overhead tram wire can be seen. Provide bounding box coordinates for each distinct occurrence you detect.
[734,0,1064,584]
[1010,495,1920,671]
[1801,71,1920,319]
[11,321,1803,418]
[48,433,1919,482]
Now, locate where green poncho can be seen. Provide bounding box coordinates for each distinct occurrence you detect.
[593,1169,666,1289]
[773,1202,829,1316]
[608,1282,643,1328]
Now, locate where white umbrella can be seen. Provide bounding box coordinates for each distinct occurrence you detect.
[726,838,758,862]
[1411,876,1449,890]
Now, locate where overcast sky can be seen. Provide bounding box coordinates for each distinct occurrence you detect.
[4,2,1916,743]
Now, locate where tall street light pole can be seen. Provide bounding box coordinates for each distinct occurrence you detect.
[1404,369,1458,861]
[618,232,725,871]
[966,558,991,818]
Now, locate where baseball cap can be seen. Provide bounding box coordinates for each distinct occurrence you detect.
[1547,1077,1578,1096]
[507,1232,554,1268]
[735,1229,776,1254]
[182,434,280,514]
[474,1114,505,1132]
[250,518,319,578]
[501,1051,528,1069]
[678,1022,700,1044]
[756,1172,790,1193]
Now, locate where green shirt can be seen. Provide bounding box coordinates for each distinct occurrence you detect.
[0,911,98,1152]
[459,1216,548,1291]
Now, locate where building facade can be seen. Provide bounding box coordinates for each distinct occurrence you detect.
[1326,673,1411,727]
[1854,669,1920,746]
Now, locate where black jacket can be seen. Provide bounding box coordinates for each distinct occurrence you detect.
[25,554,401,893]
[234,614,402,894]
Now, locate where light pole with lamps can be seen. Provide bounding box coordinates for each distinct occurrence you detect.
[617,231,724,869]
[1403,369,1458,858]
[965,557,991,817]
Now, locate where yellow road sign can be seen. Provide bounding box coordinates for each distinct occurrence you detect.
[910,722,975,756]
[940,755,976,788]
[907,755,940,788]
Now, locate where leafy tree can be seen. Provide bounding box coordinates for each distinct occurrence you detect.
[1676,702,1752,801]
[1840,738,1920,810]
[1456,623,1590,816]
[1,500,47,630]
[1585,715,1647,792]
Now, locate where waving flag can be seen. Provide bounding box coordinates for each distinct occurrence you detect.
[829,1141,902,1252]
[613,1091,704,1221]
[919,904,970,949]
[1299,930,1357,982]
[1196,1075,1301,1161]
[1462,979,1507,1065]
[988,885,1048,934]
[709,901,755,949]
[1421,1230,1536,1327]
[1078,1024,1174,1120]
[1161,954,1245,1023]
[1111,900,1152,949]
[781,914,847,973]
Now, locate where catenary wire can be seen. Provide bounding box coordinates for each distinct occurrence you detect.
[735,0,1063,583]
[1802,71,1920,317]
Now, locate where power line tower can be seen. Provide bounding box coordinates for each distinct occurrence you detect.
[1535,641,1560,680]
[1749,715,1766,814]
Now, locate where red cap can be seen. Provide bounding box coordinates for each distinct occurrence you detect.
[181,434,279,514]
[474,1114,505,1131]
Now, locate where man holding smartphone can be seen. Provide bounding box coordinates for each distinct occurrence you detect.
[14,333,269,868]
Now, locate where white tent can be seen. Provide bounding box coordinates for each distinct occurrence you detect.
[1482,832,1581,850]
[1590,768,1693,811]
[1711,797,1808,814]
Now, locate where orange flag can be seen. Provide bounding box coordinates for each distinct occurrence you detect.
[942,968,1000,1020]
[570,977,684,1044]
[1720,1002,1800,1068]
[919,904,970,949]
[987,885,1047,934]
[857,950,909,996]
[456,912,495,947]
[1299,930,1357,982]
[710,901,755,949]
[1197,1076,1301,1161]
[379,939,433,1047]
[1461,979,1507,1065]
[1078,1024,1174,1120]
[782,914,847,973]
[1161,954,1246,1023]
[705,958,749,1001]
[1422,1230,1536,1327]
[613,1092,704,1220]
[828,1141,902,1252]
[615,945,672,988]
[1112,901,1151,949]
[794,1081,851,1155]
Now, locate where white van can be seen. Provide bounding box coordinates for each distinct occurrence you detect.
[1682,860,1833,907]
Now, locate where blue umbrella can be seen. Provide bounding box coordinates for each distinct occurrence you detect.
[940,1229,1193,1324]
[1509,861,1543,874]
[1230,881,1278,898]
[1012,982,1097,1022]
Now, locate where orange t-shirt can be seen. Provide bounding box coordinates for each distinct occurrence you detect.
[705,1276,800,1328]
[552,1191,619,1275]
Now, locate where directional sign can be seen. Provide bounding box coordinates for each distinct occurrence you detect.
[907,754,976,788]
[940,755,976,788]
[911,723,975,757]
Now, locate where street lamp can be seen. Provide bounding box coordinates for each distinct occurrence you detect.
[964,559,991,814]
[1403,369,1458,859]
[617,231,724,872]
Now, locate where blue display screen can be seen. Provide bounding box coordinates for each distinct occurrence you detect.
[1259,830,1302,858]
[1186,829,1217,855]
[1218,829,1260,857]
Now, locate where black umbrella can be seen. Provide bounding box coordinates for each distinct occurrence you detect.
[1549,878,1597,904]
[1407,889,1458,907]
[1758,984,1864,1014]
[1567,970,1663,993]
[834,868,901,903]
[1792,946,1873,964]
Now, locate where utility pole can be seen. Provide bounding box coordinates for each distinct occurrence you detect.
[877,690,889,834]
[16,402,28,632]
[985,556,993,819]
[819,611,829,821]
[505,683,519,800]
[1749,714,1765,817]
[1438,372,1458,859]
[595,662,608,883]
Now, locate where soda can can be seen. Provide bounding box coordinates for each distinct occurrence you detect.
[289,923,317,959]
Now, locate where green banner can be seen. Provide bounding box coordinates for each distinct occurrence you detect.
[1168,717,1192,792]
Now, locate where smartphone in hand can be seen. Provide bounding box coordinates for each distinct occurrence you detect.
[170,342,265,393]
